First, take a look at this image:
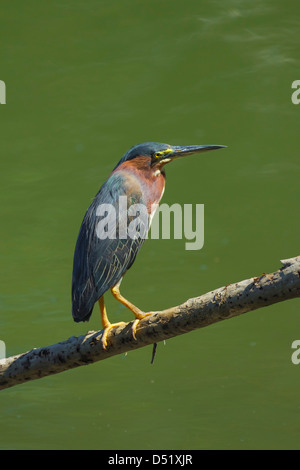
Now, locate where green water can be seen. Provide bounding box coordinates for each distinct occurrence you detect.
[1,0,300,450]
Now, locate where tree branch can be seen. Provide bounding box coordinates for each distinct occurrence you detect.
[1,256,300,391]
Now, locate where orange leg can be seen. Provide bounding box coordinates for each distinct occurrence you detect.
[99,296,125,349]
[111,279,152,340]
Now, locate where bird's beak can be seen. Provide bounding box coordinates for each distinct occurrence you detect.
[166,144,226,162]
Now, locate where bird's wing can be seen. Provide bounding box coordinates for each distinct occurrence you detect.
[72,171,148,322]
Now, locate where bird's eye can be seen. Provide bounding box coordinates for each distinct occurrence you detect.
[155,151,163,158]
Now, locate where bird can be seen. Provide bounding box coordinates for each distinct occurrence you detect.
[72,142,226,349]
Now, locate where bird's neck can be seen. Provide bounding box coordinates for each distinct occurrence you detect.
[112,156,166,211]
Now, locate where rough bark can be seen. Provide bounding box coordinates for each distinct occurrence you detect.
[1,256,299,391]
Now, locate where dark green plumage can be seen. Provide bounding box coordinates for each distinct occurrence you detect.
[72,172,146,322]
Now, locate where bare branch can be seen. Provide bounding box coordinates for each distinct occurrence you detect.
[1,256,300,391]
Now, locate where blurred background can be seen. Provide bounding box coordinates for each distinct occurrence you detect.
[1,0,300,450]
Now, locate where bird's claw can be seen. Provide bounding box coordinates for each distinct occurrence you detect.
[101,322,126,350]
[131,312,153,340]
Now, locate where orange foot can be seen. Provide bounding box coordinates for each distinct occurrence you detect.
[101,322,126,349]
[131,312,153,340]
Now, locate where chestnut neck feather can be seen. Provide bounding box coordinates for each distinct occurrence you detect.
[112,155,166,212]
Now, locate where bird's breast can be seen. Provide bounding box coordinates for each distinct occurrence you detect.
[113,158,166,214]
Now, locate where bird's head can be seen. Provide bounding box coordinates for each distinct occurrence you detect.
[115,142,226,172]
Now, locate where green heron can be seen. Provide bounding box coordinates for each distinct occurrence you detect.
[72,142,225,348]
